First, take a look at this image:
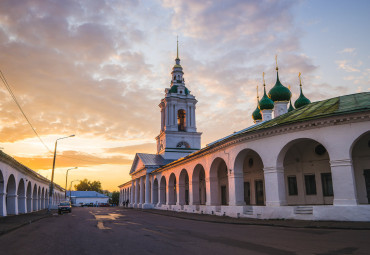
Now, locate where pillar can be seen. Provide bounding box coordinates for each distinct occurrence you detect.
[135,179,139,207]
[192,180,199,205]
[130,181,134,207]
[228,171,245,206]
[140,177,144,206]
[7,194,18,215]
[143,174,152,209]
[18,195,27,214]
[0,192,6,216]
[177,183,184,205]
[330,159,358,205]
[263,166,287,206]
[207,176,219,206]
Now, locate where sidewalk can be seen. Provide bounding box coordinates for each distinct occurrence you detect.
[0,210,56,236]
[139,208,370,230]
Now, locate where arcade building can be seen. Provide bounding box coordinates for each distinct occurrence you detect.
[119,45,370,221]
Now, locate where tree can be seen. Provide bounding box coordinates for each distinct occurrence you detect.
[74,179,103,193]
[111,191,120,205]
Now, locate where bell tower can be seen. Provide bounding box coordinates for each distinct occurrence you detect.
[156,39,202,160]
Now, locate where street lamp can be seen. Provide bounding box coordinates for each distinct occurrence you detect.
[65,167,78,199]
[48,134,75,212]
[69,179,80,204]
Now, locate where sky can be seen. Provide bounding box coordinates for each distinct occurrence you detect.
[0,0,369,192]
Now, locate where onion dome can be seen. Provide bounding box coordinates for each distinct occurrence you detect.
[252,86,262,121]
[259,83,274,110]
[294,73,311,109]
[268,69,292,102]
[288,99,295,112]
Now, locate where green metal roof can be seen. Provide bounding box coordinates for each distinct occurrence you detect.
[169,85,189,95]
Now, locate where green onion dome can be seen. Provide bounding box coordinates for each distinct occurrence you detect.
[294,85,311,109]
[268,71,292,102]
[288,99,295,112]
[169,85,189,95]
[252,99,262,121]
[259,85,274,110]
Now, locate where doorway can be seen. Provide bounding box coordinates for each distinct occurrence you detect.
[364,170,370,204]
[255,180,264,205]
[244,182,250,205]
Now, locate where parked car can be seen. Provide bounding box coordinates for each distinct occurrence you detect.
[58,201,72,214]
[98,203,110,207]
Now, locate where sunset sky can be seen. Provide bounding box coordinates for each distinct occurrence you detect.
[0,0,369,192]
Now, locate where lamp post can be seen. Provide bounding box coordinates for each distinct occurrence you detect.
[69,180,80,205]
[48,134,75,212]
[65,167,78,199]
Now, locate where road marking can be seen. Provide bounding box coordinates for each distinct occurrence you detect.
[97,221,111,230]
[113,223,127,226]
[142,228,171,238]
[127,221,142,225]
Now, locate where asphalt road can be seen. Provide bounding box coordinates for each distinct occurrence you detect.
[0,207,369,255]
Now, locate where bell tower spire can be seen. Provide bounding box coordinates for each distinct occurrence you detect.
[156,38,202,160]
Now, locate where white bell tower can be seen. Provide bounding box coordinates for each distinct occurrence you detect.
[156,39,202,160]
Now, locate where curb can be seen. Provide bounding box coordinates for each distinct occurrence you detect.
[136,208,370,230]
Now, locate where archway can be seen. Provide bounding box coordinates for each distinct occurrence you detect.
[6,174,17,215]
[351,131,370,204]
[209,158,229,205]
[32,184,38,211]
[179,169,189,205]
[17,178,26,214]
[0,170,4,216]
[26,182,32,212]
[159,176,167,205]
[234,149,264,205]
[278,138,332,205]
[153,178,159,205]
[168,173,177,205]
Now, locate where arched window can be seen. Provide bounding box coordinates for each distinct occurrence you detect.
[177,109,186,131]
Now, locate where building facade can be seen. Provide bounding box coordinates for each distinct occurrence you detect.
[119,50,370,221]
[0,151,64,216]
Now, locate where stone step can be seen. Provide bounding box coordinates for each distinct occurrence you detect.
[294,206,313,215]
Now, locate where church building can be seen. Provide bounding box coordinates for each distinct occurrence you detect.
[119,45,370,221]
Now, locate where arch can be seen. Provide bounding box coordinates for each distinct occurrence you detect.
[32,184,38,211]
[26,181,32,213]
[153,178,159,205]
[179,169,189,205]
[159,176,167,205]
[17,178,26,214]
[233,149,265,205]
[351,131,370,204]
[177,109,186,131]
[209,157,229,205]
[0,170,4,216]
[6,174,17,215]
[168,173,177,205]
[278,138,332,205]
[192,164,206,205]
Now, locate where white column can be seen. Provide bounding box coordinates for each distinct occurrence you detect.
[140,177,144,207]
[18,195,27,214]
[135,179,139,207]
[130,181,134,207]
[192,106,196,128]
[192,180,199,205]
[143,174,152,209]
[263,167,287,206]
[207,176,219,206]
[188,182,193,205]
[330,159,358,205]
[7,194,18,215]
[228,171,245,206]
[0,192,6,216]
[177,183,184,205]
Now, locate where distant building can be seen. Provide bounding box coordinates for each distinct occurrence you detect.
[67,191,109,206]
[118,45,370,222]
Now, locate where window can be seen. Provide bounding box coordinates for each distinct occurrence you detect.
[177,109,186,131]
[304,174,317,195]
[287,176,298,196]
[321,173,333,196]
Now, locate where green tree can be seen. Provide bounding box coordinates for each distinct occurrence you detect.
[74,179,103,193]
[111,191,120,205]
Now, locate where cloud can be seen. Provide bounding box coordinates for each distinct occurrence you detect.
[336,60,361,72]
[339,48,356,54]
[14,150,133,170]
[104,143,157,155]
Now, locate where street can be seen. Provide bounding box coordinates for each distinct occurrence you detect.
[0,207,369,255]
